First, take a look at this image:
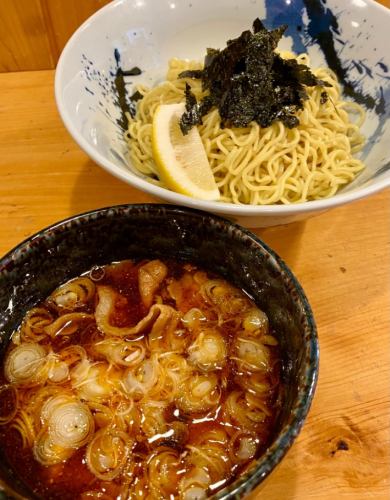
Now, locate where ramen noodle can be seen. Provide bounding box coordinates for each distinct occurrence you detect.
[0,259,281,499]
[125,56,365,205]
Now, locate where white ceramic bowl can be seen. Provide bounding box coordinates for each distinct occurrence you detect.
[55,0,390,227]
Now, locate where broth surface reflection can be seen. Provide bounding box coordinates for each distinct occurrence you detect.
[0,259,281,499]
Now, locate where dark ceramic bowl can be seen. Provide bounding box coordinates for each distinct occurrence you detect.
[0,204,318,499]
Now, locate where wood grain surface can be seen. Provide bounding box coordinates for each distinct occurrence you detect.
[0,67,389,499]
[0,0,390,72]
[0,0,111,72]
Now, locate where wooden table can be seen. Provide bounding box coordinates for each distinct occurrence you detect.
[0,68,389,499]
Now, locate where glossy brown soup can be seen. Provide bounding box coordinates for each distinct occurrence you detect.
[0,260,281,499]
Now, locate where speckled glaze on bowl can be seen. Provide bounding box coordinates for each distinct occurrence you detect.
[55,0,390,227]
[0,205,318,499]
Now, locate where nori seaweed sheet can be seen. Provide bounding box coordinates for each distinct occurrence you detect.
[179,19,330,134]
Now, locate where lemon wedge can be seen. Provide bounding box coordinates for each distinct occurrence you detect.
[152,103,220,201]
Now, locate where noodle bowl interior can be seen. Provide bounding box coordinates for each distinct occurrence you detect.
[0,259,281,499]
[127,55,365,205]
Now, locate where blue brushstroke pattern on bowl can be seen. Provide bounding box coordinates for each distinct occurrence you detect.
[55,0,390,226]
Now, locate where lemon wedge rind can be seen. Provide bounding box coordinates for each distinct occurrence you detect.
[152,103,220,201]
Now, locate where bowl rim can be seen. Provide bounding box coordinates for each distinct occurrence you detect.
[0,203,319,498]
[54,0,390,217]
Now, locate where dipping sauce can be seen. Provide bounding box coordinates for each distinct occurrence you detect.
[0,259,281,499]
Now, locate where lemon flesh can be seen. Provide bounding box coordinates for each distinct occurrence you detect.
[152,103,220,201]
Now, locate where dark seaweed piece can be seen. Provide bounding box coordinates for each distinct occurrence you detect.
[122,66,142,76]
[184,82,198,111]
[179,69,203,79]
[179,83,203,134]
[178,18,331,134]
[179,85,217,135]
[253,17,265,34]
[199,95,215,117]
[320,91,329,104]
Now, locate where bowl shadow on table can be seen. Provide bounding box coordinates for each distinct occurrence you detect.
[71,159,309,269]
[255,219,308,270]
[69,159,159,214]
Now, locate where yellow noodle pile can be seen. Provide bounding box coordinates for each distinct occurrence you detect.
[125,55,365,205]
